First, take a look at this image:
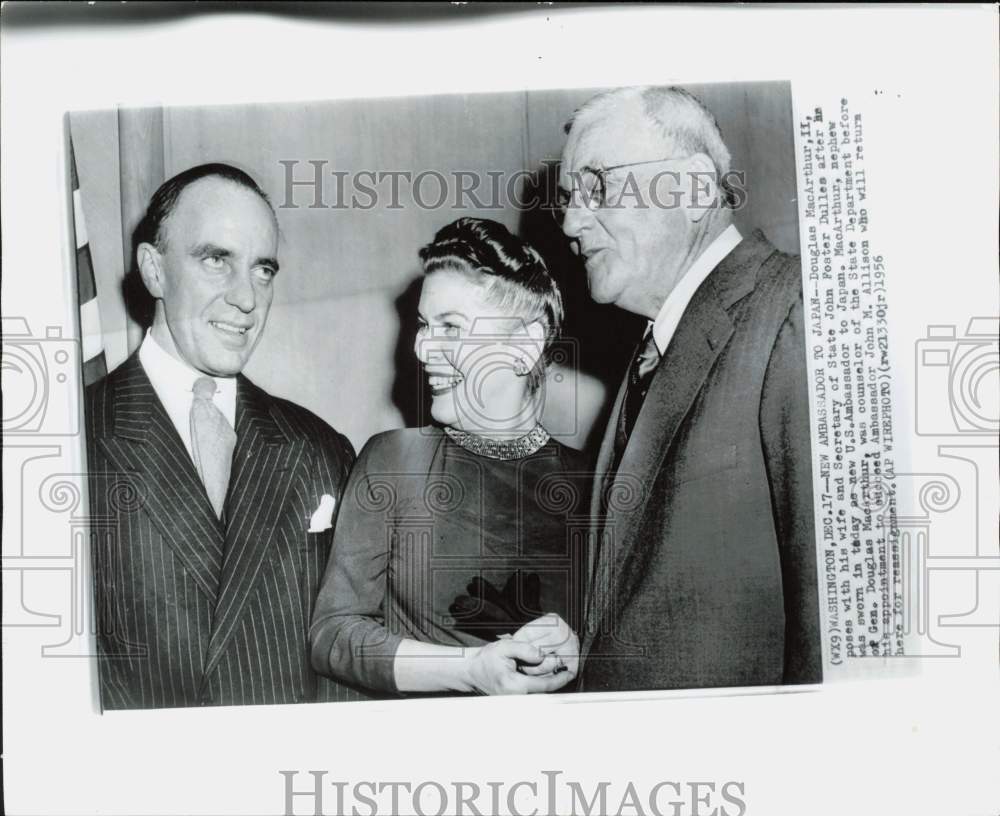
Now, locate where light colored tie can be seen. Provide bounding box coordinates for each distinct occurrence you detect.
[189,376,237,519]
[635,328,661,380]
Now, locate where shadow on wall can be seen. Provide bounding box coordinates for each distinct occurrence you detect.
[391,275,430,431]
[122,224,156,336]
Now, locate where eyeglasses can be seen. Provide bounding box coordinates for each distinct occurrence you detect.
[552,156,687,226]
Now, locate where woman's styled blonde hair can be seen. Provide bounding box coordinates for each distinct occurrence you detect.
[419,217,564,391]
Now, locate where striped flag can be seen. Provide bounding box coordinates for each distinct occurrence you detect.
[70,136,107,386]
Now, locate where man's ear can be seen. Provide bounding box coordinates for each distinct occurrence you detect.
[520,320,547,369]
[136,242,165,299]
[682,152,720,223]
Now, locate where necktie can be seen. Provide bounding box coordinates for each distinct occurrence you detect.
[590,330,661,635]
[189,376,236,519]
[614,329,661,462]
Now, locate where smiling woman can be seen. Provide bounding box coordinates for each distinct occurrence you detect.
[309,218,592,697]
[414,217,564,437]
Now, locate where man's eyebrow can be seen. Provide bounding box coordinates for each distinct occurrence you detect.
[189,243,279,273]
[255,256,280,273]
[190,242,232,258]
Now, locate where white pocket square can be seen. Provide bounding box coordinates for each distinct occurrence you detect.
[308,494,336,533]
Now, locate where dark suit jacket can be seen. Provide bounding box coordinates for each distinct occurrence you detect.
[86,352,361,709]
[580,229,822,692]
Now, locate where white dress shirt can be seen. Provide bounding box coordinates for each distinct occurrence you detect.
[138,330,237,459]
[648,224,743,355]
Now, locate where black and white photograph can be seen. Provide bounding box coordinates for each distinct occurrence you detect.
[2,5,997,816]
[71,80,820,709]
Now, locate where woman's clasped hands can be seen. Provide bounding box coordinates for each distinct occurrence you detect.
[463,613,580,695]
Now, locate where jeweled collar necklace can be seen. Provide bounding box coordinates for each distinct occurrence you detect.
[443,424,550,460]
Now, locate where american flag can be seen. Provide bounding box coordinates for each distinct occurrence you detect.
[70,136,107,386]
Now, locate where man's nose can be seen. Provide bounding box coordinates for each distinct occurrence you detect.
[225,269,256,313]
[561,199,588,243]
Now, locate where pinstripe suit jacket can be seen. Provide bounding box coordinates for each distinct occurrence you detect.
[86,352,364,709]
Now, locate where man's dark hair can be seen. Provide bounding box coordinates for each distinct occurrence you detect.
[125,163,273,327]
[134,162,274,250]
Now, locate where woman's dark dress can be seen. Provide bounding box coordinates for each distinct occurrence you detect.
[310,426,590,695]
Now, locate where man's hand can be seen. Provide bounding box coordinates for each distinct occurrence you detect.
[463,638,576,695]
[511,613,580,680]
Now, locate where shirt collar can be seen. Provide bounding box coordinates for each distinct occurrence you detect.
[138,328,238,405]
[649,224,743,355]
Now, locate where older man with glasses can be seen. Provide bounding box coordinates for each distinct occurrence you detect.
[555,85,822,693]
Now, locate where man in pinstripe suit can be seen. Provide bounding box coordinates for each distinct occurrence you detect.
[86,163,360,709]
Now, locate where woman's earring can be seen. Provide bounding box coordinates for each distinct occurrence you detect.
[514,357,529,377]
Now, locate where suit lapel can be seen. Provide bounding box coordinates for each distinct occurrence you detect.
[587,370,628,577]
[98,354,225,599]
[587,231,776,633]
[609,292,734,550]
[202,377,304,678]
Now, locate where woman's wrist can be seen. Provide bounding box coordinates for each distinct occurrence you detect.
[393,639,484,694]
[456,645,483,694]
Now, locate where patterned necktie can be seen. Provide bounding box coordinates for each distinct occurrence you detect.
[189,376,237,519]
[614,329,661,462]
